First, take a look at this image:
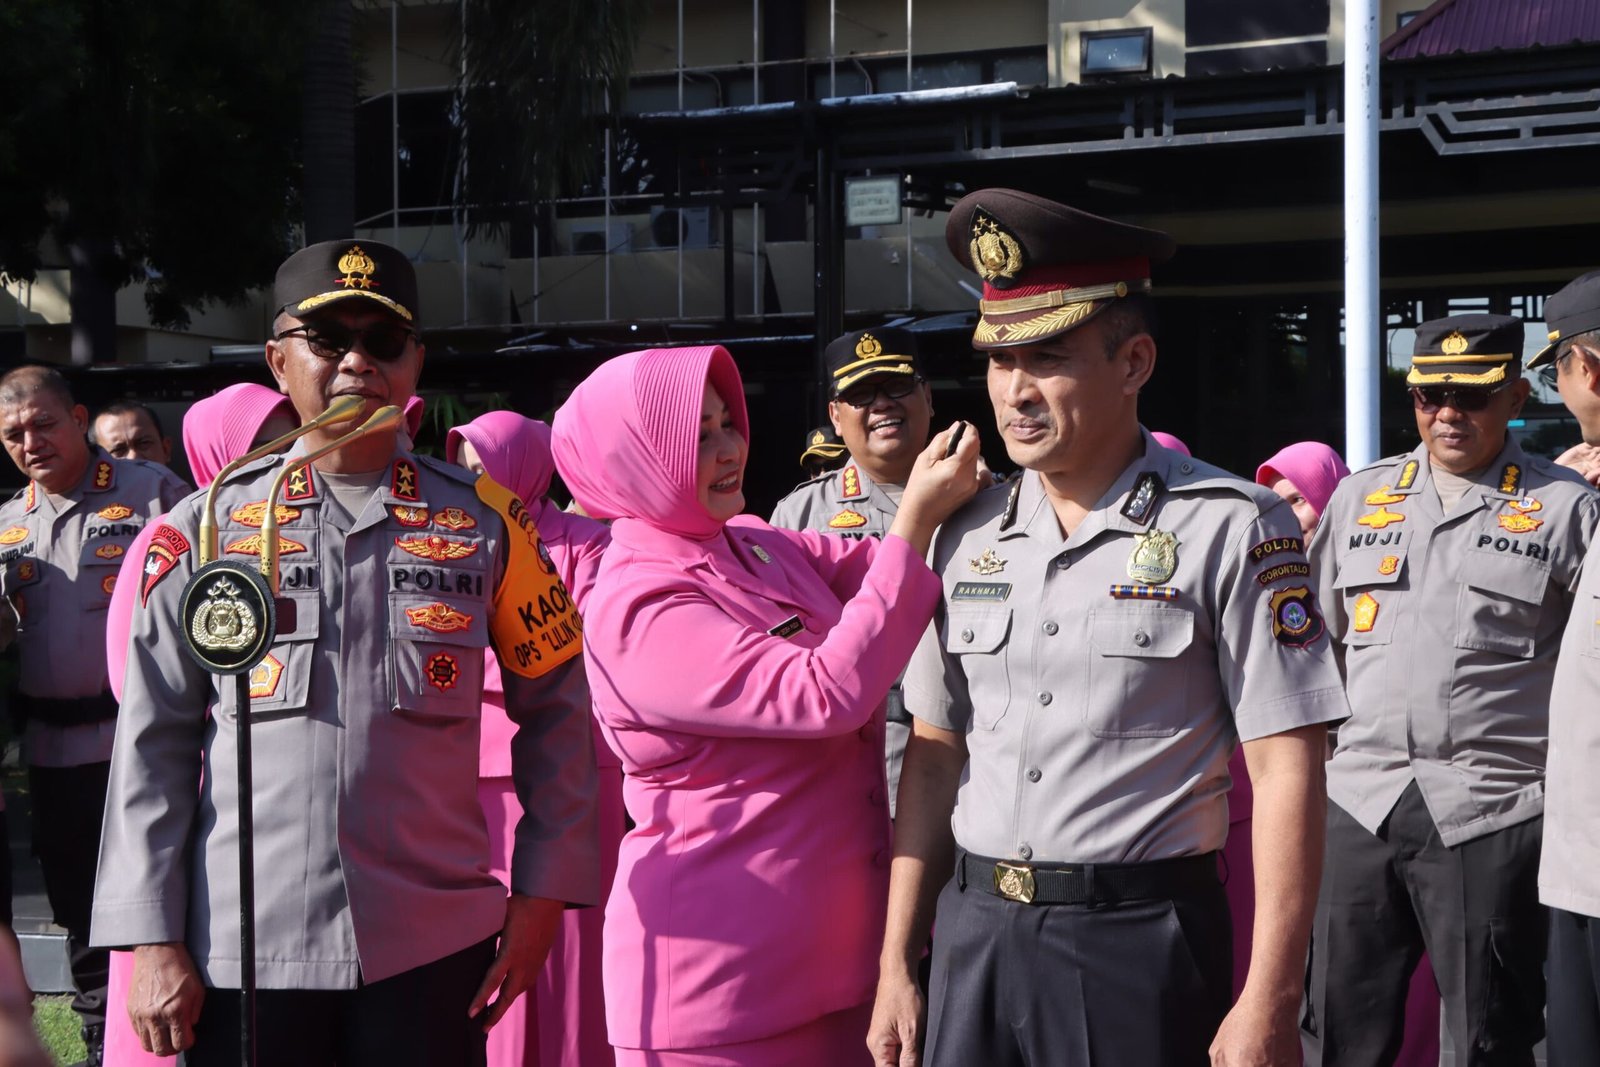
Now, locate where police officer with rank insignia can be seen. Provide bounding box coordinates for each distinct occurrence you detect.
[868,189,1347,1067]
[798,424,848,480]
[0,365,188,1067]
[90,240,599,1067]
[1512,274,1600,1065]
[771,327,936,817]
[1304,313,1597,1066]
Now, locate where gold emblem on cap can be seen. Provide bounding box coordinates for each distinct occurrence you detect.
[855,333,883,359]
[969,212,1025,287]
[337,245,378,290]
[811,431,825,445]
[1440,330,1469,356]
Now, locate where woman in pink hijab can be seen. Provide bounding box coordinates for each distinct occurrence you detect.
[446,413,614,1067]
[103,383,295,1067]
[551,346,981,1066]
[1254,440,1441,1065]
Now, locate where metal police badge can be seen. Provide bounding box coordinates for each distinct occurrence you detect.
[1127,529,1179,585]
[179,560,276,675]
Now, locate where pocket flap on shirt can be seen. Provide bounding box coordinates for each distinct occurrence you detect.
[1333,548,1407,590]
[1462,548,1548,604]
[1089,604,1195,659]
[943,606,1011,654]
[388,592,491,648]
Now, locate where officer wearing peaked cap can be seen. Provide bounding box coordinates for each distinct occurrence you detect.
[798,424,848,479]
[1305,313,1597,1066]
[868,189,1346,1067]
[771,327,936,818]
[91,240,600,1067]
[1524,270,1600,1062]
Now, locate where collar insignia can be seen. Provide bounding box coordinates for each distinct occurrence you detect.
[391,460,420,502]
[1397,460,1420,490]
[969,210,1026,289]
[1498,463,1521,496]
[840,465,863,499]
[969,547,1007,575]
[999,474,1023,531]
[24,483,36,512]
[284,466,316,502]
[1120,472,1165,526]
[1357,507,1406,529]
[230,502,303,528]
[1127,528,1179,585]
[92,461,114,491]
[395,533,479,562]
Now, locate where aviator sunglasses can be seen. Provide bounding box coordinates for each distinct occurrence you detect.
[836,376,922,409]
[1409,382,1510,414]
[274,321,418,363]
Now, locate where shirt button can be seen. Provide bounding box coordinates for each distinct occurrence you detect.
[1055,556,1070,569]
[1019,843,1034,860]
[1042,621,1058,635]
[1026,767,1041,782]
[1132,630,1151,648]
[1180,461,1194,474]
[1038,691,1053,706]
[961,628,975,643]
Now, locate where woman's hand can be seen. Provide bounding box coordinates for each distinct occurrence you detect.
[890,422,986,555]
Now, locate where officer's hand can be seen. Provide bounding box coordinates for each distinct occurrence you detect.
[1209,992,1297,1067]
[468,894,563,1031]
[1555,442,1600,487]
[129,942,205,1057]
[866,968,925,1067]
[894,422,985,551]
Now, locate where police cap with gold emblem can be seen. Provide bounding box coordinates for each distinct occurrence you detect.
[945,188,1175,350]
[799,425,847,467]
[1406,313,1522,387]
[1527,270,1600,369]
[824,327,921,398]
[273,239,419,324]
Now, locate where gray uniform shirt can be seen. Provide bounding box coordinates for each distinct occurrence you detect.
[1310,438,1597,847]
[91,446,600,989]
[770,460,909,813]
[1541,539,1600,918]
[0,450,187,766]
[905,437,1348,863]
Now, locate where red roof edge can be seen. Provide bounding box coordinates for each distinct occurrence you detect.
[1379,0,1461,58]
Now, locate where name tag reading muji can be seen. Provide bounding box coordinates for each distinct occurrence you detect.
[768,615,804,639]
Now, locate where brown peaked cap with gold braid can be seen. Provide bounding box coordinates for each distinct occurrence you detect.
[274,239,419,324]
[1407,313,1522,387]
[823,327,921,397]
[945,188,1175,350]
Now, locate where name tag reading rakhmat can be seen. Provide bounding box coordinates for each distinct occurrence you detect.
[951,581,1011,602]
[768,615,804,639]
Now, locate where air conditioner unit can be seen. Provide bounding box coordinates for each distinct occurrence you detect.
[649,206,715,250]
[569,220,632,255]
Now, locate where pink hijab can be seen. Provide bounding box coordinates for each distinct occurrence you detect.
[446,412,555,505]
[1256,441,1351,521]
[552,346,748,541]
[109,384,296,699]
[1150,431,1192,457]
[181,383,295,488]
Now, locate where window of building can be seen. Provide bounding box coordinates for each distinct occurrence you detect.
[1081,29,1154,76]
[1397,11,1424,29]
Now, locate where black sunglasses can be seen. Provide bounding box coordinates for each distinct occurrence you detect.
[836,376,921,409]
[1409,382,1509,414]
[275,322,417,363]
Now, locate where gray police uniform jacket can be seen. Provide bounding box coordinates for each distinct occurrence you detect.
[1542,536,1600,919]
[770,461,910,815]
[91,445,600,989]
[0,451,187,757]
[904,437,1348,863]
[1310,438,1597,848]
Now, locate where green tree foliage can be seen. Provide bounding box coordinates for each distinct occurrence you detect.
[454,0,649,235]
[0,0,314,340]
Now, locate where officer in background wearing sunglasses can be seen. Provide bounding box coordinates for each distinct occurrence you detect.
[91,240,599,1066]
[1304,313,1598,1065]
[770,327,936,818]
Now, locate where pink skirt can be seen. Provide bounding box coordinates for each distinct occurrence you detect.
[611,1002,873,1067]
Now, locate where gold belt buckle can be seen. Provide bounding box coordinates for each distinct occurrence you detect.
[993,860,1037,904]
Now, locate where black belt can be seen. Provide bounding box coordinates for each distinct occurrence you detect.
[959,850,1218,906]
[19,692,119,726]
[885,687,910,724]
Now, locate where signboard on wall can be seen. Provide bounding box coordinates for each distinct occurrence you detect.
[844,175,904,227]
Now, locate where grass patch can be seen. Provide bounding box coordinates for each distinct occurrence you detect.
[32,995,84,1066]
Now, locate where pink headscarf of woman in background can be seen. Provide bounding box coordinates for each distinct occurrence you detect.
[104,382,295,1067]
[1256,441,1350,538]
[446,412,615,1067]
[1150,430,1192,457]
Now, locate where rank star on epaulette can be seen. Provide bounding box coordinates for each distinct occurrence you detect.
[392,459,420,501]
[1397,460,1420,490]
[92,461,113,490]
[840,465,863,499]
[284,466,316,502]
[23,483,35,511]
[969,548,1007,575]
[1499,463,1522,496]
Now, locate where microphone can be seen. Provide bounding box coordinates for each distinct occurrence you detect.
[197,395,364,565]
[258,405,404,593]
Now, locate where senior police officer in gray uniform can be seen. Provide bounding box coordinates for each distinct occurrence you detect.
[1524,272,1600,1064]
[868,189,1347,1067]
[771,327,936,816]
[1305,313,1597,1067]
[91,241,599,1067]
[0,365,187,1066]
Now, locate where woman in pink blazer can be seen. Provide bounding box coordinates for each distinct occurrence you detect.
[447,413,615,1067]
[550,346,982,1067]
[103,383,295,1067]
